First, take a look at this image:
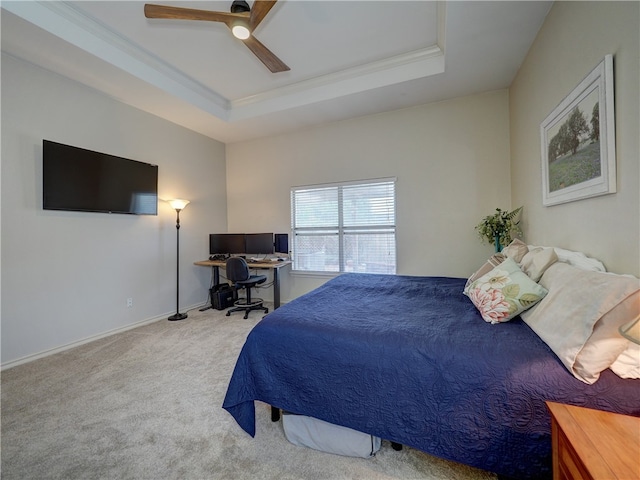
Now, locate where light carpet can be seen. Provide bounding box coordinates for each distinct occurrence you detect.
[1,305,497,480]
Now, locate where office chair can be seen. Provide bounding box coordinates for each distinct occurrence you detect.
[225,257,269,319]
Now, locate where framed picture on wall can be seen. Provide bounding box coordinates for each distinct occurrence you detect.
[539,54,616,207]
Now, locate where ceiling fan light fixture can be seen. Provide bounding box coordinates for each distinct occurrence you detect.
[143,1,289,72]
[231,22,251,40]
[230,0,250,14]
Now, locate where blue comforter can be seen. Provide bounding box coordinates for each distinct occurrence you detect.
[223,273,640,479]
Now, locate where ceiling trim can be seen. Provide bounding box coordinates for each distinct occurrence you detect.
[3,1,448,124]
[229,46,445,121]
[3,1,231,119]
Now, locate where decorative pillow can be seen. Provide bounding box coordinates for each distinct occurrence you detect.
[520,247,558,282]
[610,342,640,379]
[521,263,640,384]
[502,238,529,264]
[464,253,506,294]
[466,257,548,324]
[528,245,606,272]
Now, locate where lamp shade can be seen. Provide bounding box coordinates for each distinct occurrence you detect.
[619,317,640,345]
[168,199,190,211]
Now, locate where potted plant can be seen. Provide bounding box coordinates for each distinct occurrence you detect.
[475,206,523,252]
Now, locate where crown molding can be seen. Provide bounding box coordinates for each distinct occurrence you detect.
[2,1,231,119]
[3,1,447,123]
[229,45,445,121]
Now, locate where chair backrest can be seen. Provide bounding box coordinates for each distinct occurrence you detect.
[226,257,250,283]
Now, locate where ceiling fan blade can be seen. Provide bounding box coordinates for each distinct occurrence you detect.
[249,0,278,28]
[242,35,290,73]
[144,4,248,25]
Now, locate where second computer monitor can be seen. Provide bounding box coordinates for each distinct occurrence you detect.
[245,233,274,255]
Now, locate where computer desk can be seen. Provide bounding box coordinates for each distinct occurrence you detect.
[194,259,292,309]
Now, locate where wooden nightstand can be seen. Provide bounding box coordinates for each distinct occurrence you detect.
[546,402,640,480]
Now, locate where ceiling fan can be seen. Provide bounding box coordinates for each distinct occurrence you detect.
[144,1,290,73]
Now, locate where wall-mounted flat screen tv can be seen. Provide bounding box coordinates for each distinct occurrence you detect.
[43,140,158,215]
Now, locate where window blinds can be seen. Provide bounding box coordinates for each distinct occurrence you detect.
[291,178,396,274]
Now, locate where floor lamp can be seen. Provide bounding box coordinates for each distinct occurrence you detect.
[168,199,190,321]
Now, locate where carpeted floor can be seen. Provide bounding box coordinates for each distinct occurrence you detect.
[1,305,497,480]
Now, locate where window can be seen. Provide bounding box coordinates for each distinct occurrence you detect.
[291,178,396,274]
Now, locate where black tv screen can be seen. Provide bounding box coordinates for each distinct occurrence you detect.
[209,234,246,255]
[43,140,158,215]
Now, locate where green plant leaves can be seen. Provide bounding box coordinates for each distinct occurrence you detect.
[475,206,524,247]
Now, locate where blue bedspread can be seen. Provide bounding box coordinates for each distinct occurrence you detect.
[223,273,640,479]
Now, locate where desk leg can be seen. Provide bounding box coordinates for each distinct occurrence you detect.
[213,266,220,286]
[273,267,280,309]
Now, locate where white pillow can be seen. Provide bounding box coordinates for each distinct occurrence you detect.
[527,245,606,272]
[610,342,640,379]
[521,263,640,384]
[519,247,558,282]
[502,239,529,264]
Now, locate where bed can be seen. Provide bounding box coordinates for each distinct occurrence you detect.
[223,249,640,479]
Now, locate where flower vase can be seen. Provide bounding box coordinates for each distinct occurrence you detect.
[494,235,502,253]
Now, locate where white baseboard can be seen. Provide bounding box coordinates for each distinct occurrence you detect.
[1,304,203,371]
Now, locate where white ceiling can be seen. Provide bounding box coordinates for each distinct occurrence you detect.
[1,1,552,143]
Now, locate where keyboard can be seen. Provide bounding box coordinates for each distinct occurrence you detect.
[248,257,279,263]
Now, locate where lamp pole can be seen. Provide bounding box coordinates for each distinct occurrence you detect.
[168,199,189,321]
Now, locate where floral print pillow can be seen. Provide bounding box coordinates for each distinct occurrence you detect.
[465,257,548,324]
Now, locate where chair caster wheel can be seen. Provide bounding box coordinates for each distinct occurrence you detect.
[265,309,269,314]
[226,311,231,316]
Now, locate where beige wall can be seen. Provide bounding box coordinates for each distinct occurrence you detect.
[7,1,636,366]
[227,90,513,300]
[1,54,227,365]
[510,1,639,275]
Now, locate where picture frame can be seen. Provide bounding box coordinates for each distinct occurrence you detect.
[540,55,616,207]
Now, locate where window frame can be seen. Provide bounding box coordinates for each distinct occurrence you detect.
[290,177,397,275]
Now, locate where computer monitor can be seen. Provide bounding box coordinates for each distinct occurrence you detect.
[209,233,246,255]
[274,233,288,254]
[245,233,274,255]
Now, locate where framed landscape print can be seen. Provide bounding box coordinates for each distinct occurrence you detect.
[540,55,616,206]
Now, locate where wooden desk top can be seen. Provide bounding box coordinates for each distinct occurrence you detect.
[194,259,292,269]
[547,401,640,480]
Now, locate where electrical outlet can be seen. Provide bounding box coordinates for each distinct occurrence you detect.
[127,298,133,308]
